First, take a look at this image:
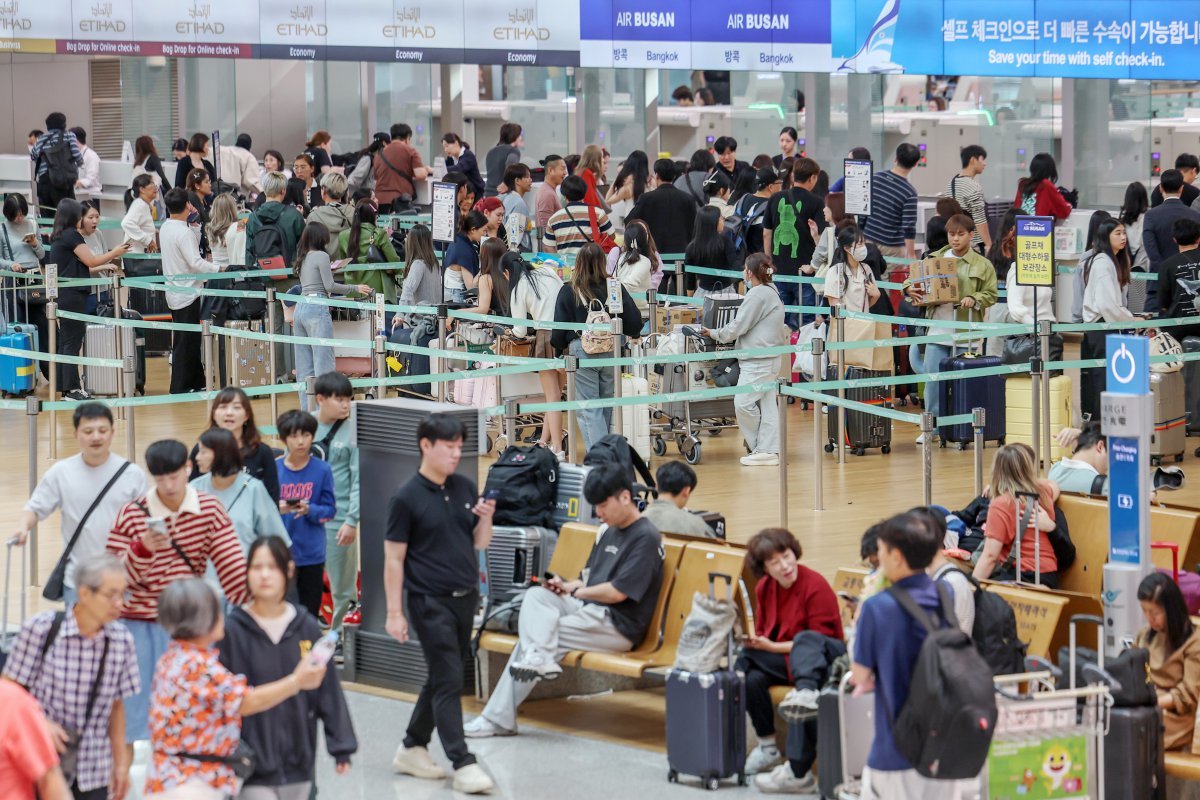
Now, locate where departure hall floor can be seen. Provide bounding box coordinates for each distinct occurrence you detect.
[0,354,1177,797]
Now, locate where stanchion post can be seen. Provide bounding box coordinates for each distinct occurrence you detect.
[674,260,685,297]
[122,355,136,463]
[833,306,846,464]
[201,319,216,391]
[565,354,579,464]
[777,379,788,528]
[647,289,659,336]
[26,395,39,580]
[1039,317,1054,469]
[266,287,278,424]
[437,304,449,403]
[921,411,934,506]
[505,399,518,450]
[374,333,386,399]
[973,406,986,497]
[1030,354,1043,472]
[47,299,57,461]
[811,338,825,511]
[611,318,624,437]
[111,273,125,420]
[305,375,316,408]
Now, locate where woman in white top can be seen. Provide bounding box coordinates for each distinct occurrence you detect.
[508,254,566,456]
[1004,264,1056,325]
[1120,181,1152,271]
[121,175,159,254]
[605,220,661,319]
[604,150,649,232]
[206,194,240,270]
[823,225,881,313]
[704,170,736,220]
[1081,217,1135,419]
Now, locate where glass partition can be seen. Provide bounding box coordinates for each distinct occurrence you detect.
[374,63,438,162]
[500,66,571,166]
[306,62,365,156]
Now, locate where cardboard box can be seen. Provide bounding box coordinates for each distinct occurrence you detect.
[655,304,700,332]
[911,258,960,306]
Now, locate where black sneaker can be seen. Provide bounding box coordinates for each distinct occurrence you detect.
[333,640,345,665]
[64,389,92,401]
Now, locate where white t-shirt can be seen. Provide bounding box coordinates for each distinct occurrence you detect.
[933,563,976,635]
[244,603,298,645]
[823,261,873,312]
[25,454,148,588]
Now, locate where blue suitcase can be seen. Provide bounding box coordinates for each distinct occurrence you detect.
[938,352,1006,449]
[0,328,36,396]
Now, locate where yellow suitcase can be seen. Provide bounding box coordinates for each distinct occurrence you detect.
[1006,375,1072,462]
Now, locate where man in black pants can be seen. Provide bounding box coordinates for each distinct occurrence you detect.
[159,188,213,394]
[385,413,496,795]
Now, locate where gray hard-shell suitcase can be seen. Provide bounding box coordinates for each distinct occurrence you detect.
[816,672,873,800]
[484,526,557,604]
[553,463,597,529]
[1,538,26,672]
[224,319,272,388]
[665,573,747,790]
[1150,370,1186,464]
[83,308,146,396]
[825,364,892,456]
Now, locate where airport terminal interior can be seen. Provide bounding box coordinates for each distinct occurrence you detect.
[9,3,1200,798]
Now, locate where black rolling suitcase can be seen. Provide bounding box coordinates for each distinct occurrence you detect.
[665,575,747,791]
[1184,336,1200,436]
[388,323,436,398]
[122,256,172,355]
[824,364,892,456]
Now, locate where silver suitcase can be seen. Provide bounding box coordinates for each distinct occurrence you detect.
[83,323,137,396]
[225,320,272,388]
[485,526,557,603]
[553,463,598,529]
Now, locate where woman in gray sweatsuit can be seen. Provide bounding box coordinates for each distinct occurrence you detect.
[701,253,788,466]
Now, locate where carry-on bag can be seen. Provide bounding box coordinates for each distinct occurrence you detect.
[1184,336,1200,435]
[938,351,1006,448]
[1150,370,1186,464]
[816,672,874,800]
[620,373,652,463]
[665,573,747,790]
[825,364,892,456]
[1005,374,1072,461]
[484,525,558,604]
[224,319,272,389]
[1,537,26,672]
[83,309,146,396]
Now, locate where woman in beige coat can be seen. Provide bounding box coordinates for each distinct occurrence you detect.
[1136,572,1200,752]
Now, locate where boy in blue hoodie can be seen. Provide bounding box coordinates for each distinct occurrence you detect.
[276,409,337,618]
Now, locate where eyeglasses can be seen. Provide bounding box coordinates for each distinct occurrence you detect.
[89,587,131,604]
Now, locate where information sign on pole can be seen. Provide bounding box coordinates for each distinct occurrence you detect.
[1014,216,1055,287]
[45,263,58,300]
[431,182,457,245]
[843,159,872,217]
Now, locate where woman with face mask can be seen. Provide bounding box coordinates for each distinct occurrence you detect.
[823,223,881,313]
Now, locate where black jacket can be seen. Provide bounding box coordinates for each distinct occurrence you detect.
[550,282,642,354]
[1143,198,1200,311]
[624,184,697,257]
[217,605,357,787]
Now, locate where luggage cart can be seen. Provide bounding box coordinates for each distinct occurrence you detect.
[650,329,737,465]
[978,672,1111,800]
[447,325,549,454]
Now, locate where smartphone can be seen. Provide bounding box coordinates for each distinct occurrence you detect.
[286,499,301,507]
[483,488,501,502]
[543,571,559,583]
[309,630,338,667]
[146,517,168,536]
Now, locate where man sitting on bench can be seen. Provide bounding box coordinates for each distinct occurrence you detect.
[465,464,664,738]
[641,461,718,538]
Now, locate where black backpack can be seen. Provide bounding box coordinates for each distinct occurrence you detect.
[583,434,655,491]
[935,566,1026,676]
[887,583,999,780]
[484,444,559,528]
[42,131,78,191]
[252,218,287,263]
[223,264,268,320]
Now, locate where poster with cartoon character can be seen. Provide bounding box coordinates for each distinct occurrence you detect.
[987,734,1089,799]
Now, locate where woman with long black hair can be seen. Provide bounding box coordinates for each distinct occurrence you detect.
[336,199,401,304]
[686,205,739,299]
[605,150,649,231]
[1135,571,1200,754]
[1080,217,1135,417]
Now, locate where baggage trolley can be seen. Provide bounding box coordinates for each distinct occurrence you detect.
[651,329,737,465]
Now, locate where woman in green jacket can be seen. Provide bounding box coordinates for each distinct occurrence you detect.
[902,213,998,438]
[336,199,402,304]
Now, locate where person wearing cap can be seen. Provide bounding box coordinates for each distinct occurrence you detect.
[735,167,782,256]
[625,158,697,258]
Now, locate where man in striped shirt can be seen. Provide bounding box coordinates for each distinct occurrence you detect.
[946,145,992,252]
[863,143,920,260]
[106,439,248,746]
[542,175,614,259]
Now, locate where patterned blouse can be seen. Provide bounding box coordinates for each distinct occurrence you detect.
[145,640,248,796]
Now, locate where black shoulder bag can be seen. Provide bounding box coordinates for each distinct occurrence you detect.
[42,461,132,601]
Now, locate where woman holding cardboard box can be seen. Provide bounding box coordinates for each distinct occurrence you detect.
[903,214,998,440]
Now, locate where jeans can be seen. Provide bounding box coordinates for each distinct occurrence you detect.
[293,301,336,412]
[325,524,358,634]
[169,301,205,394]
[735,631,848,779]
[124,618,171,743]
[569,338,614,451]
[480,589,632,731]
[908,342,965,420]
[404,591,479,770]
[735,357,782,455]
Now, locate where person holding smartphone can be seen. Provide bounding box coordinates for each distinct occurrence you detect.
[217,536,356,799]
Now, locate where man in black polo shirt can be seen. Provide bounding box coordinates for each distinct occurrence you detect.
[385,413,497,795]
[464,463,664,738]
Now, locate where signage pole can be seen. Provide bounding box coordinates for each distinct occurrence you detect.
[1101,334,1153,652]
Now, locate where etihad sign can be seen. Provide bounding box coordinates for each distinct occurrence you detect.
[494,6,548,41]
[81,1,126,33]
[177,2,225,35]
[384,7,434,39]
[0,0,32,31]
[277,4,326,37]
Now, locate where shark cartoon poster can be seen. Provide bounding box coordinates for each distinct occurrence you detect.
[986,735,1090,800]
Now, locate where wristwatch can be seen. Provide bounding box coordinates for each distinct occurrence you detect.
[570,586,579,598]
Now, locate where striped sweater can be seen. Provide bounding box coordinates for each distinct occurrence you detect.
[862,170,917,247]
[107,488,249,620]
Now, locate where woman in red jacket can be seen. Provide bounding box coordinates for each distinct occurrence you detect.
[737,528,846,792]
[1013,153,1073,220]
[578,144,608,210]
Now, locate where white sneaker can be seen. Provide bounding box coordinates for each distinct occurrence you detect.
[915,432,925,445]
[508,651,563,682]
[778,688,820,722]
[452,763,496,794]
[464,716,517,738]
[754,762,817,794]
[740,452,780,466]
[745,743,784,775]
[391,744,447,779]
